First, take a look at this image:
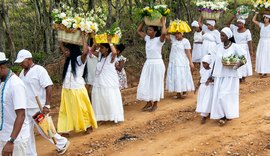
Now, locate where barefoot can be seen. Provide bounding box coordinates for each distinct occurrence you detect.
[142,102,152,112]
[85,127,93,134]
[201,117,207,124]
[148,103,158,112]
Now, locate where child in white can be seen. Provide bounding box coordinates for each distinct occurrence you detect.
[195,55,213,124]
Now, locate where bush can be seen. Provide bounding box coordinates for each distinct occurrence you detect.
[32,52,46,64]
[10,65,22,75]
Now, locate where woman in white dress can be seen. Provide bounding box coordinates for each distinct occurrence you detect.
[195,54,214,124]
[210,27,247,126]
[91,41,124,123]
[191,21,203,63]
[198,16,221,57]
[136,17,166,112]
[166,32,195,99]
[252,13,270,78]
[227,16,253,82]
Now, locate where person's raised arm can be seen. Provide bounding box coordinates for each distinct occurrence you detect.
[252,12,260,27]
[81,32,89,64]
[137,21,146,39]
[198,14,203,28]
[160,16,167,42]
[108,37,117,63]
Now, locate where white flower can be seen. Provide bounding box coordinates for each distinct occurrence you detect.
[59,12,66,19]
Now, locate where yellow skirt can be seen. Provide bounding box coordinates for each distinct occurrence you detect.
[57,87,98,133]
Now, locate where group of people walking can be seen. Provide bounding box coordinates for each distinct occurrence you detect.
[0,12,270,155]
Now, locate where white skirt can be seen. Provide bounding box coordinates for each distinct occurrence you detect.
[137,59,165,102]
[92,86,124,123]
[192,43,203,62]
[166,63,195,93]
[256,38,270,74]
[237,44,252,78]
[196,83,213,114]
[210,77,240,119]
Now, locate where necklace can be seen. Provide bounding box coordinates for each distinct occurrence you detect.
[0,70,12,130]
[224,41,232,49]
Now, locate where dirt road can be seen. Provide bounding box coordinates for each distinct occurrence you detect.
[37,75,270,156]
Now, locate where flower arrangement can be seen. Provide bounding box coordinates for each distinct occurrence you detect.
[139,5,170,20]
[168,19,191,34]
[94,23,122,44]
[234,5,250,19]
[51,3,107,34]
[196,0,229,12]
[222,54,246,66]
[253,0,270,13]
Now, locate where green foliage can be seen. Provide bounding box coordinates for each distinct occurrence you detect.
[32,52,46,64]
[50,75,62,84]
[10,65,22,75]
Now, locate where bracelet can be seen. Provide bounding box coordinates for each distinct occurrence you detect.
[109,43,113,46]
[8,137,15,143]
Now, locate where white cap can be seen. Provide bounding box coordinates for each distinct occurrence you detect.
[201,54,211,64]
[264,14,270,19]
[206,20,216,26]
[237,19,246,24]
[0,52,8,65]
[221,27,233,38]
[14,49,32,63]
[191,21,199,27]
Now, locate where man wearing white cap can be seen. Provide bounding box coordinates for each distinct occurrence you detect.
[14,49,70,155]
[227,15,253,82]
[252,12,270,78]
[191,20,204,63]
[198,15,221,58]
[209,27,247,126]
[0,52,29,156]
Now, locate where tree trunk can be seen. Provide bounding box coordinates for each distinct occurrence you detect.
[128,0,133,21]
[107,0,113,27]
[88,0,95,10]
[2,0,15,62]
[42,0,51,53]
[0,7,5,52]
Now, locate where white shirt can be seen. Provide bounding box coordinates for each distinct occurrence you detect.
[63,56,86,89]
[202,24,221,44]
[193,31,203,42]
[170,36,191,66]
[212,43,247,78]
[145,35,165,59]
[86,53,98,85]
[259,23,270,38]
[230,24,252,44]
[0,74,29,142]
[19,65,53,109]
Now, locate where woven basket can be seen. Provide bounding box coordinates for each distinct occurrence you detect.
[94,34,119,44]
[201,11,221,20]
[222,61,238,66]
[144,17,163,26]
[57,30,82,45]
[262,9,270,14]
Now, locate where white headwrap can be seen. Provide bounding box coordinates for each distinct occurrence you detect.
[191,21,199,27]
[237,19,246,24]
[264,14,270,19]
[221,27,233,38]
[206,20,216,26]
[201,55,211,64]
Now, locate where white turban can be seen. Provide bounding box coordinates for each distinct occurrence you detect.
[201,54,211,64]
[206,20,216,26]
[264,14,270,19]
[237,19,245,24]
[221,27,233,38]
[191,21,199,27]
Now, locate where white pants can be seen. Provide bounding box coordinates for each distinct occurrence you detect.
[27,108,68,156]
[0,139,28,156]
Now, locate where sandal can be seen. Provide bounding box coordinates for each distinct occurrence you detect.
[148,105,158,112]
[141,102,152,112]
[218,119,226,126]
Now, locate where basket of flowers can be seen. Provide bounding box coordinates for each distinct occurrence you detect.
[168,19,191,34]
[139,5,170,26]
[51,4,106,45]
[222,54,246,66]
[196,0,228,20]
[253,0,270,14]
[94,23,122,44]
[234,5,250,19]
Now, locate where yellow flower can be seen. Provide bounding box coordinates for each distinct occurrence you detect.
[165,9,170,14]
[75,16,82,23]
[148,9,153,13]
[91,25,96,30]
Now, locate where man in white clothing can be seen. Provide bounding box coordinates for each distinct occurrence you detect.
[0,52,29,156]
[14,49,70,155]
